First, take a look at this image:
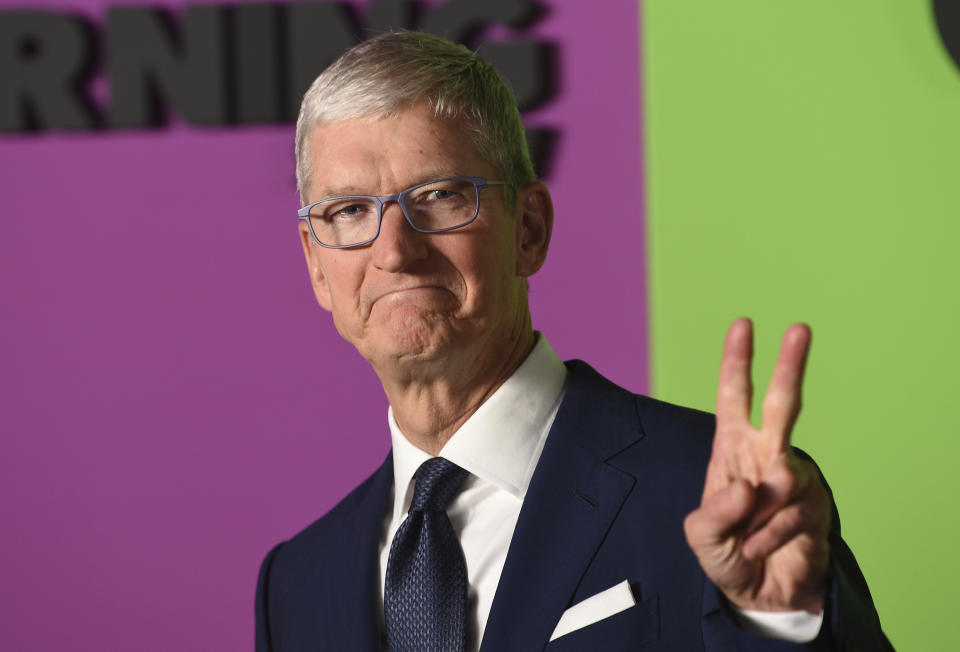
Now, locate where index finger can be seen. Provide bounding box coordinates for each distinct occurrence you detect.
[716,318,754,427]
[761,323,812,449]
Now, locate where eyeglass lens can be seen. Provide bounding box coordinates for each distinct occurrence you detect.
[308,178,480,247]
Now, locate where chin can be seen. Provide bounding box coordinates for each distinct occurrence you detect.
[362,311,461,367]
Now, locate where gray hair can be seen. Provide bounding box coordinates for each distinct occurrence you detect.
[294,31,535,206]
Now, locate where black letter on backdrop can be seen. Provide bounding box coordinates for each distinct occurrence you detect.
[0,11,98,131]
[419,0,557,175]
[286,3,360,121]
[480,40,556,112]
[366,0,415,34]
[419,0,539,43]
[231,3,283,123]
[107,6,228,126]
[480,40,558,177]
[933,0,960,73]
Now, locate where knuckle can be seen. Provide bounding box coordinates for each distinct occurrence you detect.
[771,464,799,497]
[762,392,790,415]
[783,505,805,533]
[762,391,782,407]
[683,511,702,543]
[717,385,742,402]
[782,471,799,497]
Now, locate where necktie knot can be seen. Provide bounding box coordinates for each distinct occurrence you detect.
[409,457,468,513]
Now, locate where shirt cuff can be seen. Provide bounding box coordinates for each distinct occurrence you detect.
[730,606,824,643]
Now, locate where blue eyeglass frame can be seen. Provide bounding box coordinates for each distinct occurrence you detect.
[297,176,508,249]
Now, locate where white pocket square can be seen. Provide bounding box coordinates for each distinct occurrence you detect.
[549,579,636,641]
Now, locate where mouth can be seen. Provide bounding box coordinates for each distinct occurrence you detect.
[372,285,449,306]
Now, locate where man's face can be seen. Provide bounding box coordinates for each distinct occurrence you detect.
[298,104,548,373]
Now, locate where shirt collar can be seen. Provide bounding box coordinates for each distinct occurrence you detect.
[388,333,568,522]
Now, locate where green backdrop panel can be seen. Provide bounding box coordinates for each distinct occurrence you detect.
[644,2,959,648]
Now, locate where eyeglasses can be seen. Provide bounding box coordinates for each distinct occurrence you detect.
[298,176,508,249]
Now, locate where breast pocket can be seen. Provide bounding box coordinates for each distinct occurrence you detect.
[543,595,659,652]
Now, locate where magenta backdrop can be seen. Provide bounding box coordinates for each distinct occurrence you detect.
[0,2,645,649]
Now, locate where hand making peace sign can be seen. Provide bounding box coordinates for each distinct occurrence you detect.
[684,318,832,613]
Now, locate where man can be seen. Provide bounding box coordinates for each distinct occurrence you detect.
[256,32,891,651]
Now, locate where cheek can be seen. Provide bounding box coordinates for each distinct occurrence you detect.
[326,283,367,343]
[463,243,519,310]
[322,260,366,315]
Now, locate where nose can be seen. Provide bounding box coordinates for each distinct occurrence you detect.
[371,201,429,272]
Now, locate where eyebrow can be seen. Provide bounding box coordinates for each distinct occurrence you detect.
[314,169,463,201]
[314,185,371,199]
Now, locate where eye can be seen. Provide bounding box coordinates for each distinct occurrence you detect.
[336,203,368,216]
[429,189,458,200]
[317,200,376,223]
[410,180,472,205]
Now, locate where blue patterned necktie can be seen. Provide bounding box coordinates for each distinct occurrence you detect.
[384,457,470,652]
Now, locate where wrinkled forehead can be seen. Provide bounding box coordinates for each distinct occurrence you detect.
[305,106,493,201]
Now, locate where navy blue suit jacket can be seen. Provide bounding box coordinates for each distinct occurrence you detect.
[255,361,891,651]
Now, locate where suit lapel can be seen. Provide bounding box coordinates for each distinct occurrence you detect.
[343,452,394,652]
[480,361,645,652]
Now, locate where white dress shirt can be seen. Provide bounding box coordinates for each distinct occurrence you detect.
[377,334,822,648]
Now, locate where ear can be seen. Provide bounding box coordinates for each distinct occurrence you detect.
[514,182,554,278]
[299,221,333,311]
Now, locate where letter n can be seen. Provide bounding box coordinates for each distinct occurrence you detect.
[107,6,227,126]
